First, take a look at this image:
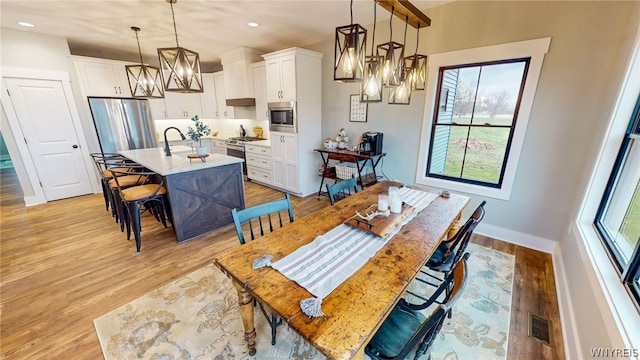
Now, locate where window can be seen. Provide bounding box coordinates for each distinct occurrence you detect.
[415,38,551,199]
[427,59,529,187]
[595,94,640,309]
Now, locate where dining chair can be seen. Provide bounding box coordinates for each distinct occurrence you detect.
[110,166,172,252]
[231,193,294,245]
[365,254,470,360]
[231,193,294,345]
[425,200,486,275]
[326,176,358,205]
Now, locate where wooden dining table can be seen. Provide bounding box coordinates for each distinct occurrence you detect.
[214,181,469,359]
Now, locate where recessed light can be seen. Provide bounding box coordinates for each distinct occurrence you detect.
[18,21,35,28]
[248,22,259,28]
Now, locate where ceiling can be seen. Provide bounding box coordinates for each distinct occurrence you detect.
[1,0,447,71]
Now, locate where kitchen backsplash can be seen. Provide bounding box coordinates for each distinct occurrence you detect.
[156,118,270,142]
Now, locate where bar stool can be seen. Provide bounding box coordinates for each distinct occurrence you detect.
[90,153,137,217]
[109,167,172,252]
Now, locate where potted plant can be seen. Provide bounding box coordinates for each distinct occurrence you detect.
[186,115,211,155]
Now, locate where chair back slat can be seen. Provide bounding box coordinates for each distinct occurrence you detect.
[232,194,294,244]
[326,176,358,205]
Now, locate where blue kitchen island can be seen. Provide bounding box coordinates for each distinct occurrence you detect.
[118,147,245,242]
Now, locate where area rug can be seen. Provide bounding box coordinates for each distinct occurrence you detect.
[94,243,514,359]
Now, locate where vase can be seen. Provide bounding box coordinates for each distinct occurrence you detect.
[196,146,207,155]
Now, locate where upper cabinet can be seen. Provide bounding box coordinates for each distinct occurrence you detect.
[164,92,202,119]
[264,54,296,102]
[200,74,218,119]
[213,72,235,119]
[252,62,268,121]
[72,56,132,97]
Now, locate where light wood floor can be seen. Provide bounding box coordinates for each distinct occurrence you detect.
[0,168,564,359]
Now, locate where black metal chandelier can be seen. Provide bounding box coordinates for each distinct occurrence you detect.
[360,0,384,103]
[334,0,367,82]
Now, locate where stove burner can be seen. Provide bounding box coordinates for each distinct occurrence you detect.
[228,136,266,142]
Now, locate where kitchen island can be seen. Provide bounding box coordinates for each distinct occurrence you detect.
[118,147,245,242]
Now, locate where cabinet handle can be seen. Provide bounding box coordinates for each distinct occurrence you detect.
[118,86,121,94]
[114,86,117,94]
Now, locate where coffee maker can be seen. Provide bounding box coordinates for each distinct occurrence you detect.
[359,132,383,155]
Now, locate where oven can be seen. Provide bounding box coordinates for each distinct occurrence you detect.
[226,142,247,175]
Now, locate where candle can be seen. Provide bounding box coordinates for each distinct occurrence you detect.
[378,195,389,211]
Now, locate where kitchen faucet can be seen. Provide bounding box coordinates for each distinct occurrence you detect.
[163,127,186,156]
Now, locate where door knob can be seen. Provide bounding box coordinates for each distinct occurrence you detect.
[72,145,79,149]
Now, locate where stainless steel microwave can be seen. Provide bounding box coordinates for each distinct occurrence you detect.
[268,101,297,133]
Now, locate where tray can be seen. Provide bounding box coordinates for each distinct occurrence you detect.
[344,203,415,238]
[187,153,209,162]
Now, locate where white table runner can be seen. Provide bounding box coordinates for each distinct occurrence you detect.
[271,187,438,317]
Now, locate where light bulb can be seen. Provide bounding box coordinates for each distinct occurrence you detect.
[365,73,379,97]
[343,46,356,77]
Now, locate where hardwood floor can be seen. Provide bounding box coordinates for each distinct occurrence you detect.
[0,168,564,359]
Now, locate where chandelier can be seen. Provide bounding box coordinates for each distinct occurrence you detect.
[125,27,164,98]
[334,0,367,82]
[157,0,203,93]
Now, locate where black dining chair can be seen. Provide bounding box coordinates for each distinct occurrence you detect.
[231,193,294,345]
[326,176,358,205]
[365,253,470,360]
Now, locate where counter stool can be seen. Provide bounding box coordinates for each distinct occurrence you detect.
[110,167,172,252]
[90,153,137,217]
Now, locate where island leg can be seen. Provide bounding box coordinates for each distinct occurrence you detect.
[233,281,256,355]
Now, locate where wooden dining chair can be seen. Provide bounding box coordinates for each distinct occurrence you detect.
[231,193,294,245]
[231,193,294,345]
[365,254,470,360]
[326,176,358,205]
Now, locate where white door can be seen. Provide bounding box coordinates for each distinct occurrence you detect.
[4,78,93,201]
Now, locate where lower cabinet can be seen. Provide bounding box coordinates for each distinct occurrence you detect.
[246,144,273,185]
[271,132,299,193]
[211,139,227,155]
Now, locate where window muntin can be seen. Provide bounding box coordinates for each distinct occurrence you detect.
[426,59,529,188]
[595,94,640,309]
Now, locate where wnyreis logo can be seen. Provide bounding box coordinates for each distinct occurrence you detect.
[590,348,639,358]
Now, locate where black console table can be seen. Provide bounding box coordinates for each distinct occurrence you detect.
[314,148,386,198]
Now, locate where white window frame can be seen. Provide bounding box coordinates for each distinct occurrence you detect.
[415,38,551,200]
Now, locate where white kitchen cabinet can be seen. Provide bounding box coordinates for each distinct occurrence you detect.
[200,74,218,118]
[213,72,235,119]
[72,56,132,97]
[271,132,298,192]
[252,62,268,121]
[260,48,323,197]
[264,54,296,102]
[164,92,202,119]
[211,139,227,155]
[246,144,273,185]
[148,98,168,119]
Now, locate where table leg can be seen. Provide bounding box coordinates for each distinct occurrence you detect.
[233,281,256,355]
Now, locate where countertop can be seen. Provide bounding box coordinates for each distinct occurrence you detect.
[119,147,243,176]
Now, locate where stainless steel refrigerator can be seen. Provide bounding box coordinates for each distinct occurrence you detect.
[88,97,158,153]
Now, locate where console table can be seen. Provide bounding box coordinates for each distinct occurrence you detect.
[314,148,386,198]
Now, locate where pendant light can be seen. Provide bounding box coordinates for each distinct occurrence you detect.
[377,7,404,87]
[404,25,427,91]
[389,17,412,105]
[334,0,367,82]
[157,0,203,93]
[125,27,164,98]
[360,0,384,103]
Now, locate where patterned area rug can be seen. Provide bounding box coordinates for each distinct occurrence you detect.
[94,243,514,359]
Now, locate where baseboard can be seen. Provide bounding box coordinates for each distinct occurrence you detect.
[552,245,583,360]
[24,194,45,206]
[475,223,557,254]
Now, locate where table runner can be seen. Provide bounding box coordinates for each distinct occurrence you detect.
[271,187,438,317]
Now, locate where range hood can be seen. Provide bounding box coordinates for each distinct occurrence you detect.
[219,47,262,107]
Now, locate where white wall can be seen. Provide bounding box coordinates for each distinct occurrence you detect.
[0,27,100,199]
[310,0,640,245]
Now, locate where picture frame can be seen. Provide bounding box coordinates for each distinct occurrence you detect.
[349,94,368,122]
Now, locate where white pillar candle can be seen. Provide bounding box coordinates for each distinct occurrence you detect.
[378,195,389,211]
